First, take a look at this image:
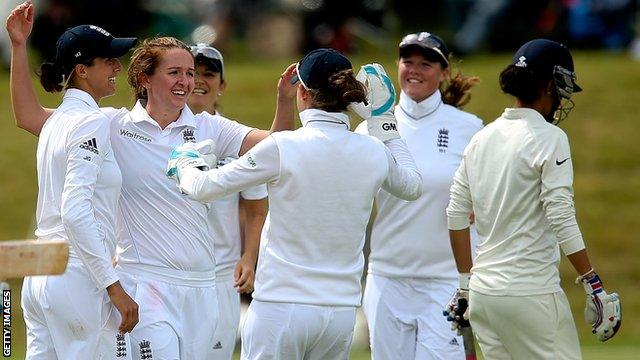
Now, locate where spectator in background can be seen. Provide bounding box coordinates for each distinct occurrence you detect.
[566,0,634,50]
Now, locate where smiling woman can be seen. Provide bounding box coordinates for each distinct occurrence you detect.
[6,2,139,359]
[185,43,269,360]
[356,31,483,360]
[9,29,297,358]
[127,37,195,127]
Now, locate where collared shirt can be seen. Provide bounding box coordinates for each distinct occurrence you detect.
[447,107,585,296]
[209,156,267,279]
[101,101,252,278]
[179,109,421,306]
[357,90,483,279]
[35,88,121,290]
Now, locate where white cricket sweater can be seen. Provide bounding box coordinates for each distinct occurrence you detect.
[179,109,422,305]
[447,108,585,296]
[35,89,120,290]
[102,101,251,285]
[357,90,483,279]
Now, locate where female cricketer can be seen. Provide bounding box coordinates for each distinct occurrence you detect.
[356,32,483,360]
[7,2,138,358]
[189,43,269,359]
[166,48,423,359]
[9,33,296,359]
[445,39,622,359]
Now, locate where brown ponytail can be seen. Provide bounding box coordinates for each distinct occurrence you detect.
[309,69,366,112]
[440,56,479,109]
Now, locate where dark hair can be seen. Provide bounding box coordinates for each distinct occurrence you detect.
[441,56,480,109]
[499,64,551,103]
[308,69,366,112]
[38,58,94,93]
[128,37,191,100]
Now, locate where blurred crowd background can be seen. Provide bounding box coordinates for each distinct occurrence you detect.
[1,0,639,67]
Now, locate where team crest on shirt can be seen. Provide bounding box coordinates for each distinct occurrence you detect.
[182,128,196,143]
[116,333,127,357]
[139,340,153,359]
[437,128,449,153]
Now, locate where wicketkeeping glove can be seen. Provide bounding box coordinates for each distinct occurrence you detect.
[580,273,622,342]
[443,273,471,335]
[166,139,217,183]
[348,63,399,142]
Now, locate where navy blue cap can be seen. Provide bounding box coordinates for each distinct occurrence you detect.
[512,39,581,92]
[290,48,352,90]
[55,25,137,73]
[399,32,449,67]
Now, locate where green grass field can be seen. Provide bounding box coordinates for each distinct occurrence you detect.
[1,50,638,358]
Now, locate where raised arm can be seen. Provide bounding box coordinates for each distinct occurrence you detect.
[239,63,297,155]
[6,1,54,136]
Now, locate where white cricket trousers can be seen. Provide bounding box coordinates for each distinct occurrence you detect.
[469,290,581,360]
[21,260,127,360]
[117,265,219,360]
[363,274,464,360]
[208,276,241,360]
[241,300,356,360]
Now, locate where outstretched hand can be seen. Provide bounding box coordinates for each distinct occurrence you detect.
[6,1,34,46]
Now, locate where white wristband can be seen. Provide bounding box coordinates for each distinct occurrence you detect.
[459,273,471,290]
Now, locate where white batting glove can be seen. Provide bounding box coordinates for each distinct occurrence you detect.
[349,63,399,142]
[444,273,471,335]
[580,273,622,342]
[166,140,216,184]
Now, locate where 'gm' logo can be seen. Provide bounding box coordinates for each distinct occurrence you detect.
[382,123,397,131]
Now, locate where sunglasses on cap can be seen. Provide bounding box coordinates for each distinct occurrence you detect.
[190,44,224,62]
[399,32,449,67]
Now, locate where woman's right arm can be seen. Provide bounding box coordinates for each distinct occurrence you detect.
[6,1,54,136]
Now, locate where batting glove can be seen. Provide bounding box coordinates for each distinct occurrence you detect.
[166,140,217,184]
[580,273,622,342]
[443,273,471,335]
[349,63,400,142]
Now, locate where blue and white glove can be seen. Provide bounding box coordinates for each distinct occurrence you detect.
[166,140,217,183]
[580,273,622,342]
[443,273,471,335]
[349,63,399,142]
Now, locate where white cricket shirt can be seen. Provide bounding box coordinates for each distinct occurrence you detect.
[447,108,586,296]
[356,90,483,279]
[35,89,120,290]
[102,101,251,283]
[179,109,422,306]
[208,157,267,279]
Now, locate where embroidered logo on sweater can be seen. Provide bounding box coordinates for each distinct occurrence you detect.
[182,128,196,143]
[437,128,449,153]
[139,340,153,359]
[116,333,127,357]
